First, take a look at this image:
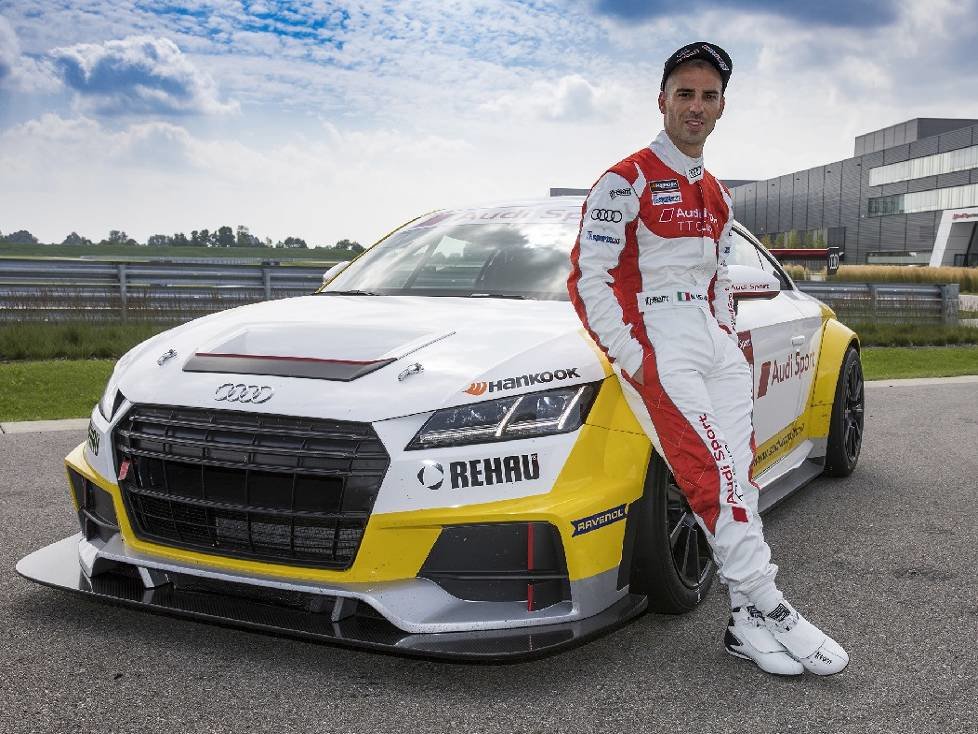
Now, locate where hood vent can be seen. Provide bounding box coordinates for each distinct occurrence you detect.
[183,353,395,381]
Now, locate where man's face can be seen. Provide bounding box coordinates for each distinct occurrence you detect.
[658,63,725,156]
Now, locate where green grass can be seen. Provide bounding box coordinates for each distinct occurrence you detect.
[861,346,978,380]
[0,322,179,361]
[0,360,113,422]
[850,321,978,347]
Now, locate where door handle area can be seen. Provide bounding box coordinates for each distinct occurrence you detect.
[791,335,806,351]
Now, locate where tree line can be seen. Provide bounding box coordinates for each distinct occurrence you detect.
[0,226,363,253]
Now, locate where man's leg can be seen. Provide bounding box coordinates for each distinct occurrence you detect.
[703,338,782,612]
[617,339,803,676]
[707,333,850,676]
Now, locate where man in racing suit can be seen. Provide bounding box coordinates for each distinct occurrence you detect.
[567,42,849,676]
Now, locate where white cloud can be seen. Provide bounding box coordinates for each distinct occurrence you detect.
[1,0,977,244]
[0,15,17,81]
[0,114,500,245]
[49,36,238,116]
[484,74,622,122]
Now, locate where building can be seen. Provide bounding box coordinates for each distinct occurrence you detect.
[728,118,978,266]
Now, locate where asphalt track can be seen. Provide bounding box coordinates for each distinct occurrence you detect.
[1,380,976,734]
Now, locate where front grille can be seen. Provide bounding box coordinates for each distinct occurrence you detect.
[113,405,390,569]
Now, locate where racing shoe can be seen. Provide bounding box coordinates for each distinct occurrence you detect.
[724,606,804,676]
[763,602,849,676]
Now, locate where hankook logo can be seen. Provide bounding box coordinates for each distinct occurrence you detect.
[590,209,623,223]
[214,383,274,404]
[464,367,580,395]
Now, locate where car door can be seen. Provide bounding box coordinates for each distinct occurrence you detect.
[754,243,824,428]
[726,227,808,456]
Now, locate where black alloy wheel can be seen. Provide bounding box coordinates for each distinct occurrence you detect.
[825,346,864,477]
[629,452,716,614]
[665,477,714,590]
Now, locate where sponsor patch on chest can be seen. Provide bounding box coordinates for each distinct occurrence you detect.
[649,178,680,192]
[652,191,683,206]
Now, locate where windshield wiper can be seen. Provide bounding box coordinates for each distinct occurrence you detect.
[320,289,380,296]
[468,293,528,300]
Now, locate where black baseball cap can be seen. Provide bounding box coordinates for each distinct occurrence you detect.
[661,41,733,92]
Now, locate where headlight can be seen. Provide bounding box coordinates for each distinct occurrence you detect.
[405,383,600,450]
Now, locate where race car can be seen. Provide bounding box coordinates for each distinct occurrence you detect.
[17,197,864,661]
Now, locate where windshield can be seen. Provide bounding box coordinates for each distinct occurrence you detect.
[322,206,581,300]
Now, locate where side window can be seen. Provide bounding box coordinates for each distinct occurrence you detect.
[728,228,763,268]
[742,230,793,290]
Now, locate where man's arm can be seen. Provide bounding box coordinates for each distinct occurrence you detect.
[711,215,738,339]
[568,168,645,380]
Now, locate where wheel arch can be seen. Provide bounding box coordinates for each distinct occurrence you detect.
[806,316,860,441]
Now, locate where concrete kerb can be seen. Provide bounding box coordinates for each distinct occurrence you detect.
[0,418,90,435]
[2,374,977,435]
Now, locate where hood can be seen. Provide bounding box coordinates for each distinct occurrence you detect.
[115,295,608,423]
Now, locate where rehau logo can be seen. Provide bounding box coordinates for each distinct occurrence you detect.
[417,454,540,490]
[465,368,579,396]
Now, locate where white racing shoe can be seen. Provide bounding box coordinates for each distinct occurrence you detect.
[724,606,804,676]
[763,602,850,676]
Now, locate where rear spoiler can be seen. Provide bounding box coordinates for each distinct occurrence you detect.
[768,247,842,275]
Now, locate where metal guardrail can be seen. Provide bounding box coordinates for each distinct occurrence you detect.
[0,258,336,322]
[0,257,961,324]
[796,282,959,323]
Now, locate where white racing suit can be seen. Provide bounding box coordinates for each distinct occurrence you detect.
[568,130,782,611]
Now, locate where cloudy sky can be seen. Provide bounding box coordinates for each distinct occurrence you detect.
[1,0,977,246]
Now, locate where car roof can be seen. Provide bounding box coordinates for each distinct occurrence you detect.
[425,197,752,235]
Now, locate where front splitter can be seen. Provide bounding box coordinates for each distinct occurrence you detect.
[16,535,648,663]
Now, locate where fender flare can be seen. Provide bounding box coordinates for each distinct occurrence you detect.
[806,315,860,440]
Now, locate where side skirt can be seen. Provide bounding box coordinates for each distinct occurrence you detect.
[757,457,826,515]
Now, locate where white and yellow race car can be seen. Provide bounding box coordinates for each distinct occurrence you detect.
[18,197,864,660]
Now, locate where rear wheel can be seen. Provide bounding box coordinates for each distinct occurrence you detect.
[824,346,864,477]
[630,451,715,613]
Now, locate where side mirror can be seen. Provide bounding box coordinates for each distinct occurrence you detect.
[321,261,351,286]
[728,264,780,300]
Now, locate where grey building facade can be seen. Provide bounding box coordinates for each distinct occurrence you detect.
[729,118,978,265]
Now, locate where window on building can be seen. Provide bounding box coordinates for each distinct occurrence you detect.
[869,144,978,186]
[868,182,978,216]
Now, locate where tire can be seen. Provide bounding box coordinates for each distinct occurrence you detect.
[824,346,864,477]
[629,451,716,614]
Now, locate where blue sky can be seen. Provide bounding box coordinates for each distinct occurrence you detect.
[1,0,977,245]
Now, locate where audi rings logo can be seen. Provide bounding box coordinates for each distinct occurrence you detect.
[214,383,274,404]
[590,209,622,223]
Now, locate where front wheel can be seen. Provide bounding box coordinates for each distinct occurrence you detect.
[824,345,864,477]
[629,451,715,614]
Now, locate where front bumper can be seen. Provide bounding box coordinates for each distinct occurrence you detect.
[17,534,646,662]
